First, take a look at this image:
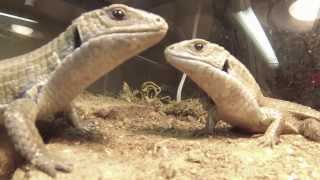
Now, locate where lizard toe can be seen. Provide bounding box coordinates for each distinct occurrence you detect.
[257,135,280,148]
[32,153,73,177]
[33,158,57,177]
[54,160,73,173]
[76,120,98,134]
[251,133,263,138]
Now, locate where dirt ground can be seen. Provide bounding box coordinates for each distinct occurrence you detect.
[29,91,319,180]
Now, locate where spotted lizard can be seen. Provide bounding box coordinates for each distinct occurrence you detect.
[165,39,320,146]
[0,4,168,177]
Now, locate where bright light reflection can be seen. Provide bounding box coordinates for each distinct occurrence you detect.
[11,24,34,36]
[0,12,38,23]
[289,0,320,21]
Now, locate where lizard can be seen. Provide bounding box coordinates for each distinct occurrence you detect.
[165,39,320,146]
[0,4,168,177]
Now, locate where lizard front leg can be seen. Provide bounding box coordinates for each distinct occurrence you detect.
[67,102,84,129]
[3,98,72,177]
[257,107,285,148]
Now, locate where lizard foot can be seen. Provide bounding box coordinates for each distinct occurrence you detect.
[75,120,98,134]
[31,153,73,177]
[256,108,284,148]
[256,134,281,148]
[3,98,73,177]
[67,104,98,134]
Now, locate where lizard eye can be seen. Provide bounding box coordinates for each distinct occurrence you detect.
[111,8,126,20]
[194,42,204,51]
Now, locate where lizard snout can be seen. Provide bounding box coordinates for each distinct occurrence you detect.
[153,15,168,32]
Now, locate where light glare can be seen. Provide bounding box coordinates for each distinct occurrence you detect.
[0,12,38,23]
[11,24,34,36]
[289,0,320,21]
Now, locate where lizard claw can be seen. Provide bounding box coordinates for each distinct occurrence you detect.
[257,134,280,148]
[32,153,73,177]
[79,120,98,132]
[251,133,263,138]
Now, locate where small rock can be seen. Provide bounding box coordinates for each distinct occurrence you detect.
[186,115,196,122]
[288,173,298,180]
[153,141,169,158]
[186,150,205,164]
[94,108,117,119]
[158,161,177,179]
[286,146,295,156]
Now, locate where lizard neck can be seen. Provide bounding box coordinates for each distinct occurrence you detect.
[186,63,248,104]
[184,63,267,131]
[37,32,161,114]
[25,25,78,62]
[227,55,263,98]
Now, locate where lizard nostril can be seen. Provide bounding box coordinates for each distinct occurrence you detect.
[169,46,175,50]
[155,18,162,23]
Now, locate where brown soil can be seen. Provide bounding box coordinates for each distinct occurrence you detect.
[40,92,320,180]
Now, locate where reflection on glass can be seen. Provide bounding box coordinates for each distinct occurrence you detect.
[289,0,320,21]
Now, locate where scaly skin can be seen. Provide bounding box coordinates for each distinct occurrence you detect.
[0,4,168,177]
[165,39,320,146]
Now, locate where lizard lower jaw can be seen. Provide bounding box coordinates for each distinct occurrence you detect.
[165,53,231,80]
[166,53,221,70]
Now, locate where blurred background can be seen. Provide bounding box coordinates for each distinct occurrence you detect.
[0,0,320,108]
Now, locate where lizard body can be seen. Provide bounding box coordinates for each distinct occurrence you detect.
[0,4,168,176]
[165,39,320,146]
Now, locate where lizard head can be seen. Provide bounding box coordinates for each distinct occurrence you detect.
[165,39,263,98]
[68,4,168,56]
[46,4,168,104]
[165,39,230,74]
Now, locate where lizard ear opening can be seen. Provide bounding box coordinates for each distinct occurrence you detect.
[222,59,229,73]
[73,27,82,49]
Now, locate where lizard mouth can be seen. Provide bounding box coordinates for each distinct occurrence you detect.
[72,26,165,51]
[167,53,229,73]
